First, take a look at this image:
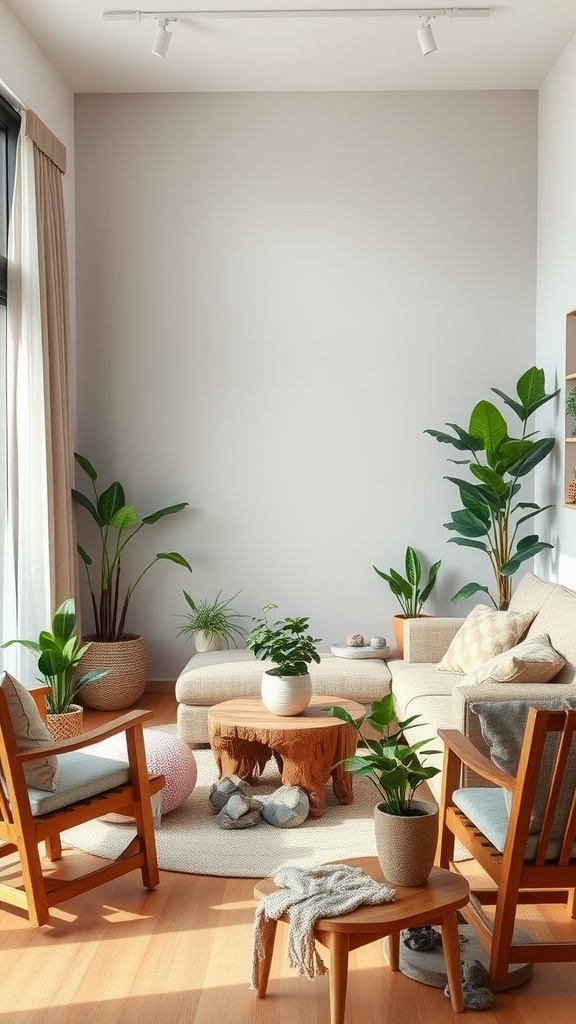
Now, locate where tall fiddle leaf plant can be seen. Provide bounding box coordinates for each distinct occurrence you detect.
[72,453,192,641]
[425,366,559,610]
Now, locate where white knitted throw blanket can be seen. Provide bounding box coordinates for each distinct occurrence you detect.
[250,864,396,987]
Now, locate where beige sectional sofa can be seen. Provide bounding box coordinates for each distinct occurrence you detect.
[388,572,576,799]
[175,573,576,802]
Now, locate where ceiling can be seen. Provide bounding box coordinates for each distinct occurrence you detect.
[5,0,576,93]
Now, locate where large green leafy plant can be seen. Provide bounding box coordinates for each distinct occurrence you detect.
[246,604,321,676]
[373,546,441,618]
[425,366,558,610]
[325,694,440,815]
[1,599,108,714]
[73,452,192,641]
[176,590,248,648]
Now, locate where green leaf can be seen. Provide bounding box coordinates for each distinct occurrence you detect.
[74,452,98,481]
[77,544,92,567]
[1,638,41,654]
[497,439,534,471]
[517,533,539,550]
[111,504,139,531]
[444,477,503,512]
[506,437,556,478]
[98,482,126,525]
[420,559,441,604]
[469,463,507,497]
[445,510,490,538]
[423,428,472,451]
[405,547,421,588]
[516,366,545,409]
[459,489,492,522]
[447,537,490,552]
[71,489,102,526]
[156,552,192,571]
[444,423,484,451]
[469,401,508,457]
[500,541,553,576]
[514,503,553,528]
[451,582,493,603]
[490,387,525,421]
[51,599,76,643]
[323,706,361,727]
[142,502,189,524]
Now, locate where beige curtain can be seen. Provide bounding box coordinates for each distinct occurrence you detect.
[22,110,76,610]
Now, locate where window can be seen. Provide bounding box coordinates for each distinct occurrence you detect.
[0,95,20,304]
[0,96,20,588]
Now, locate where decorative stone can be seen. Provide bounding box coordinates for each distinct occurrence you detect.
[261,786,310,828]
[346,634,365,647]
[444,959,494,1010]
[215,793,263,830]
[209,774,253,813]
[369,636,388,649]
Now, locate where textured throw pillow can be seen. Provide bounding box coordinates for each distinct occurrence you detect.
[0,672,58,792]
[460,634,566,687]
[470,697,576,836]
[438,604,535,675]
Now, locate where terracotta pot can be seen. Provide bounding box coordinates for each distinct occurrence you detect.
[373,799,438,886]
[77,633,148,711]
[46,704,84,741]
[261,671,312,716]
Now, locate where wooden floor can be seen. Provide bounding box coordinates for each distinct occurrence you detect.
[2,693,576,1024]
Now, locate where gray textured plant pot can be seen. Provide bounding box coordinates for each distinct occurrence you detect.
[374,800,439,886]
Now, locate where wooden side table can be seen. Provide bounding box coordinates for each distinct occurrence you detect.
[253,856,470,1024]
[208,695,365,817]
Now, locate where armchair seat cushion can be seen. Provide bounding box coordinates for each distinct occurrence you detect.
[26,752,130,816]
[452,786,575,862]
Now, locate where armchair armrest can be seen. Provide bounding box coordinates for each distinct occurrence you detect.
[15,709,154,762]
[403,616,465,664]
[438,728,516,791]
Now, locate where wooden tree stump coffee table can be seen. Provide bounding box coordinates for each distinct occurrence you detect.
[253,856,470,1024]
[207,695,365,818]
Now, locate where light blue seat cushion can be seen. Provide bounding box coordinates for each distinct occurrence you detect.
[26,751,131,816]
[452,787,573,862]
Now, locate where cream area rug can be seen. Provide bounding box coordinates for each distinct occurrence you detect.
[61,726,380,878]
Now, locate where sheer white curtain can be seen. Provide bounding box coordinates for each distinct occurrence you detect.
[1,131,51,680]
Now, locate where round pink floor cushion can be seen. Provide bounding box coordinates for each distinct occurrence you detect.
[92,729,197,821]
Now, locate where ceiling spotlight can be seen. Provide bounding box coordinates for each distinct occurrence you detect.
[151,18,173,58]
[417,16,437,56]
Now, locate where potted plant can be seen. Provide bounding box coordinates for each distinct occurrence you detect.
[325,693,441,886]
[1,599,109,740]
[373,546,441,656]
[246,604,321,716]
[72,451,192,710]
[566,385,576,438]
[425,366,559,609]
[175,590,248,652]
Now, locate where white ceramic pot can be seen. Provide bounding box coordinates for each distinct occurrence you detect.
[260,671,312,716]
[194,631,224,654]
[373,799,439,887]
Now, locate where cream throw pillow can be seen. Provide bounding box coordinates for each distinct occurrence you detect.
[438,604,535,675]
[0,672,59,792]
[460,634,566,686]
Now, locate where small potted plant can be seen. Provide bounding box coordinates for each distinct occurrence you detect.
[175,590,248,652]
[326,693,441,886]
[373,546,441,656]
[246,604,321,716]
[1,599,109,740]
[72,451,192,710]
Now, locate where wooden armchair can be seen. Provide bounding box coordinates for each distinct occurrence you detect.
[436,705,576,984]
[0,682,164,926]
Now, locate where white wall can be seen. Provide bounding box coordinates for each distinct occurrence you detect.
[536,32,576,589]
[74,90,538,679]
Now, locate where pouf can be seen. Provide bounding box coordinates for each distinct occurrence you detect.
[82,728,197,821]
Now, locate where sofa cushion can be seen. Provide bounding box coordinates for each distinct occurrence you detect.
[460,634,565,687]
[469,697,576,836]
[525,585,576,683]
[438,605,535,675]
[0,672,58,792]
[508,572,558,617]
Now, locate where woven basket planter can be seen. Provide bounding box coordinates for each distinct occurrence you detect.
[374,800,438,887]
[78,633,149,711]
[46,704,84,741]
